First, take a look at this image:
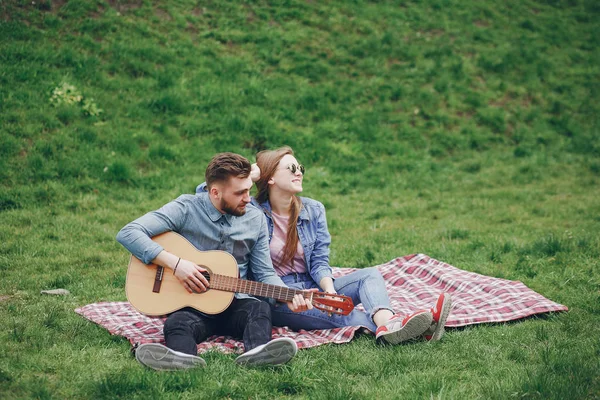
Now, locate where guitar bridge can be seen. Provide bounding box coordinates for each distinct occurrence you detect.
[152,266,164,293]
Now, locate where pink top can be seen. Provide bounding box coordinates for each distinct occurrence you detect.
[269,211,307,276]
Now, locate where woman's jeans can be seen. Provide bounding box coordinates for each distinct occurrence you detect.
[271,267,393,332]
[164,298,272,355]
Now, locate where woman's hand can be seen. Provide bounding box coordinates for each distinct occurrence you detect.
[174,259,210,294]
[250,163,261,182]
[319,277,337,294]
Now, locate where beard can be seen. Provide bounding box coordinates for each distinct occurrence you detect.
[220,199,247,217]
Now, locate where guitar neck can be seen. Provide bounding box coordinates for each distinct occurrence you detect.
[209,273,302,302]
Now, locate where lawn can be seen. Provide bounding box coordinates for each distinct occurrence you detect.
[0,0,598,398]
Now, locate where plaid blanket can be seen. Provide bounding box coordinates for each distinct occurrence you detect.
[75,254,567,354]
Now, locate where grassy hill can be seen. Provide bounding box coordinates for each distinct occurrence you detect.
[1,0,599,398]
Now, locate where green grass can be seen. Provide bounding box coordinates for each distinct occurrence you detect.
[1,0,599,398]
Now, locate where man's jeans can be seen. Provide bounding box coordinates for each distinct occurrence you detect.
[272,267,393,332]
[164,298,272,355]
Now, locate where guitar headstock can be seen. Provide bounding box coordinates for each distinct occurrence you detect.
[309,292,354,316]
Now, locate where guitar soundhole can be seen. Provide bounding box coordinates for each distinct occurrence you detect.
[199,265,211,283]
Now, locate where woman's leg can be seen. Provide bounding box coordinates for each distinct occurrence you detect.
[271,280,377,331]
[272,302,377,331]
[333,267,394,326]
[333,268,437,343]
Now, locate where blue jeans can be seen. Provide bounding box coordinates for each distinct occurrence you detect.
[271,267,393,332]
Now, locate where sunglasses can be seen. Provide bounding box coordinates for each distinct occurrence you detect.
[283,163,305,174]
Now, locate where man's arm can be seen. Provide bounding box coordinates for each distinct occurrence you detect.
[116,195,209,293]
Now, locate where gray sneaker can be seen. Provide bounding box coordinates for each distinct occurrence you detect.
[135,343,206,371]
[235,337,298,366]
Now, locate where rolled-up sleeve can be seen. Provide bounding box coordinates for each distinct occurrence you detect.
[116,196,190,264]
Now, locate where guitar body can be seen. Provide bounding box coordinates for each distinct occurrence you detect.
[126,232,238,316]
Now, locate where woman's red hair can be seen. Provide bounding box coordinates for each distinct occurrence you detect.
[255,146,301,266]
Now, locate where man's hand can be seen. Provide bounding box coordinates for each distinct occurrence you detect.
[287,292,314,313]
[174,259,210,294]
[250,163,261,182]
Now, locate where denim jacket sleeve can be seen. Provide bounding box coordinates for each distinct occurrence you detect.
[308,202,333,285]
[196,182,208,194]
[115,196,190,264]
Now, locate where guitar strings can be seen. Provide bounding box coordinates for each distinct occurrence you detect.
[194,271,351,314]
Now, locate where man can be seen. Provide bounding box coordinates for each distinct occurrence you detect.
[116,153,311,371]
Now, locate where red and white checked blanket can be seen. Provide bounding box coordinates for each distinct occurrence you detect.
[75,254,567,354]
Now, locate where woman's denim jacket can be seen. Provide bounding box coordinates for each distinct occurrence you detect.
[196,182,333,286]
[251,197,333,286]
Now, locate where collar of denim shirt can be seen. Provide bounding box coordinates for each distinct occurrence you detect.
[200,192,233,225]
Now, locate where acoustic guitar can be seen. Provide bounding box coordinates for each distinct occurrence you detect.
[125,231,354,316]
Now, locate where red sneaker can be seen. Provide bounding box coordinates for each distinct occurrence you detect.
[424,293,452,341]
[376,310,433,345]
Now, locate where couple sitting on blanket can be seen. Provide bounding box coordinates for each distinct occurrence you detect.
[116,147,452,371]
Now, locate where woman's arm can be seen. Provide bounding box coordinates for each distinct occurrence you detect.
[319,276,336,294]
[308,202,334,288]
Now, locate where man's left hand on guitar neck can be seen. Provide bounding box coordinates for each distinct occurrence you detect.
[288,292,313,313]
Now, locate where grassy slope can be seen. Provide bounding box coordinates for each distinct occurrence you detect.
[0,0,599,398]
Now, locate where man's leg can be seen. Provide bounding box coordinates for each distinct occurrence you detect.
[164,308,217,355]
[221,298,297,366]
[219,299,272,351]
[135,308,215,371]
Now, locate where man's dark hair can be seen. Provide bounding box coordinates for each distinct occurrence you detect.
[205,153,251,188]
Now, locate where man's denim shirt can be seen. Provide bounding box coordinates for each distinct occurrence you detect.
[196,183,334,286]
[116,193,287,300]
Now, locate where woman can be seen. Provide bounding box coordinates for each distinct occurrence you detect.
[251,146,452,344]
